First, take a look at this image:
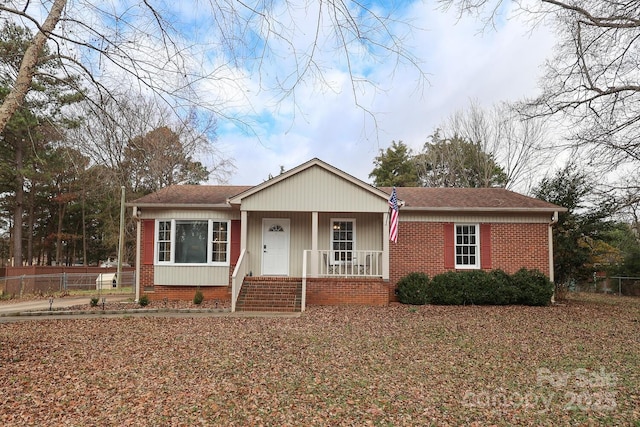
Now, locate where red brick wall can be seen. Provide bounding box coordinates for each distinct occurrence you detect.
[390,222,446,285]
[306,278,388,306]
[146,285,231,302]
[490,223,549,275]
[389,221,550,300]
[140,220,154,288]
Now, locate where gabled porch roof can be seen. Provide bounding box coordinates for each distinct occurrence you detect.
[227,158,391,213]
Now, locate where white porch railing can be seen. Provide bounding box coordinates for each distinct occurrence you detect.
[309,249,383,277]
[231,249,249,312]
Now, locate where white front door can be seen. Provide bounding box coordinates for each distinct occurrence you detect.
[262,218,290,275]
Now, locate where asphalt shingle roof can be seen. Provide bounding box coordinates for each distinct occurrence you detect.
[130,185,252,206]
[130,184,563,212]
[380,187,563,211]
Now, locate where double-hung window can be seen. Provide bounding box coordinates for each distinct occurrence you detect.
[331,219,355,263]
[156,219,229,265]
[157,220,172,262]
[455,224,479,269]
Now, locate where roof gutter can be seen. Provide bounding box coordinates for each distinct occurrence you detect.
[125,203,233,210]
[400,206,568,214]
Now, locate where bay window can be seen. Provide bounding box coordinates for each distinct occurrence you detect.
[156,219,229,265]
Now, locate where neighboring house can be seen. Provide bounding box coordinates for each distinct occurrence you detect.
[128,158,566,311]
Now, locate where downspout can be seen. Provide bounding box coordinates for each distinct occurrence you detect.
[549,211,559,303]
[133,206,141,303]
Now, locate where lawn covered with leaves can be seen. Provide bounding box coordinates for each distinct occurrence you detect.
[1,293,639,426]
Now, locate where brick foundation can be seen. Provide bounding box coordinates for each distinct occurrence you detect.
[306,277,388,306]
[145,285,231,302]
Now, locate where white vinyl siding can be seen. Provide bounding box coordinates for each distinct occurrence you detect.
[239,165,388,212]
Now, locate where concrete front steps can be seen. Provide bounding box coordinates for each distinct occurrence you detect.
[236,277,302,312]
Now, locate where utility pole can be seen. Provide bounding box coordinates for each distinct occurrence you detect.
[116,186,125,288]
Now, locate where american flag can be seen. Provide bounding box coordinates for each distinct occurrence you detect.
[388,187,399,243]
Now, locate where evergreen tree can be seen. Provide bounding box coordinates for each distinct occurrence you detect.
[533,164,614,284]
[369,141,419,187]
[416,130,508,188]
[0,22,82,265]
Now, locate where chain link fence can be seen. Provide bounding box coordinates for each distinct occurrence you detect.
[569,276,640,297]
[0,271,136,297]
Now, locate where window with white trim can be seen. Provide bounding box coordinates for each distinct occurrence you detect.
[157,220,171,262]
[455,224,479,269]
[211,221,228,262]
[331,219,355,263]
[156,219,230,265]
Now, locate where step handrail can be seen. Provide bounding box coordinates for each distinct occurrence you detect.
[231,249,248,312]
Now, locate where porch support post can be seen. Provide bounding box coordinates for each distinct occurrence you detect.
[241,210,248,251]
[134,207,141,303]
[382,212,390,280]
[311,211,318,277]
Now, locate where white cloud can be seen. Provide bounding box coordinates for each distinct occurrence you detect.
[215,0,556,186]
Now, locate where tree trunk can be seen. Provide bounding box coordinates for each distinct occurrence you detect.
[55,199,65,265]
[27,188,35,266]
[0,0,67,134]
[82,188,87,265]
[13,142,24,266]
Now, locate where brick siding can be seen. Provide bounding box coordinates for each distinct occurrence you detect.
[389,221,550,301]
[140,219,549,306]
[306,278,388,306]
[146,285,231,302]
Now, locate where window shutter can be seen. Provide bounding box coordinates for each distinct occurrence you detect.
[444,223,455,269]
[480,223,492,269]
[230,220,241,264]
[143,220,155,265]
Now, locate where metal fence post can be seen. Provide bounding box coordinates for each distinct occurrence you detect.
[619,277,622,297]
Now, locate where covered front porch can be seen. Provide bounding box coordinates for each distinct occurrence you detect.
[226,159,393,312]
[231,244,389,312]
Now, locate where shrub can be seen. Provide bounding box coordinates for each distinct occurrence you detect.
[461,270,496,305]
[490,269,520,305]
[512,268,554,306]
[406,269,554,306]
[90,297,99,307]
[397,272,430,305]
[193,289,204,305]
[138,294,150,307]
[428,271,466,305]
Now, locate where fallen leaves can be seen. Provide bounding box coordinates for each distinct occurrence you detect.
[0,293,638,426]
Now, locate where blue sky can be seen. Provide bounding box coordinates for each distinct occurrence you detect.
[188,0,556,187]
[15,0,555,187]
[52,0,554,188]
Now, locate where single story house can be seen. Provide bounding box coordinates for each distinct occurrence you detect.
[128,158,565,311]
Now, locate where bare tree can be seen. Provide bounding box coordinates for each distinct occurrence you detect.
[0,0,425,137]
[441,101,551,191]
[67,94,233,190]
[438,0,640,173]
